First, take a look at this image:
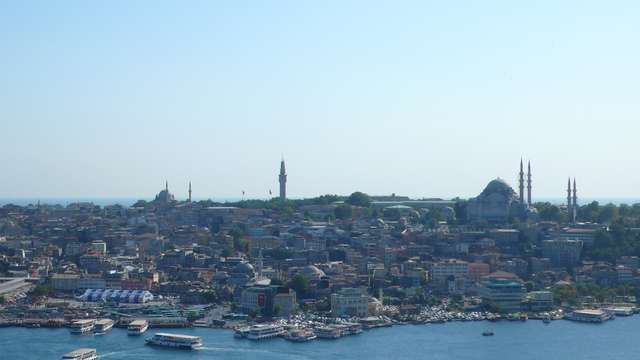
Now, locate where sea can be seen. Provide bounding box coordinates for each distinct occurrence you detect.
[3,319,640,360]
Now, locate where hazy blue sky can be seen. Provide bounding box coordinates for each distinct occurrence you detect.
[1,1,639,200]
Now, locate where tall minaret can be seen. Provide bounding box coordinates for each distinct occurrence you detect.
[188,181,192,202]
[572,178,578,222]
[567,178,572,220]
[518,159,525,203]
[165,180,169,192]
[527,161,532,206]
[279,157,287,201]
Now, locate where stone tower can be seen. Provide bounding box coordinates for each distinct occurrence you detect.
[519,159,525,203]
[188,181,192,203]
[279,158,287,201]
[527,161,532,206]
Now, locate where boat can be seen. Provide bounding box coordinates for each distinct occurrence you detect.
[127,319,149,335]
[315,325,342,339]
[342,323,363,335]
[145,333,203,350]
[93,319,114,334]
[566,309,613,323]
[234,326,250,338]
[246,324,286,340]
[482,330,494,336]
[284,328,317,342]
[61,348,97,360]
[69,319,96,334]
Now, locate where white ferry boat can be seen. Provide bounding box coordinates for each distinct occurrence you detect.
[234,326,251,338]
[246,324,286,340]
[127,319,149,335]
[284,328,317,342]
[315,325,342,339]
[61,348,97,360]
[567,309,614,323]
[93,319,114,334]
[69,319,96,334]
[145,333,203,350]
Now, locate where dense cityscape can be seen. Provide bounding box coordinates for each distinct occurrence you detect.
[2,158,640,355]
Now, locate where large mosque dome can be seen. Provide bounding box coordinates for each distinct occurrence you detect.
[480,178,517,198]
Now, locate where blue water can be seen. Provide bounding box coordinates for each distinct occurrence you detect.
[2,319,640,359]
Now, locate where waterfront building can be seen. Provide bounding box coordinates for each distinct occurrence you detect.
[330,287,369,318]
[430,259,469,282]
[50,273,80,291]
[239,285,297,317]
[478,274,525,313]
[526,291,554,311]
[542,239,583,268]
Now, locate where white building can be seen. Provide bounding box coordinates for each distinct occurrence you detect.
[331,287,369,318]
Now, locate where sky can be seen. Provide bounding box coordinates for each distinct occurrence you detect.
[1,1,640,200]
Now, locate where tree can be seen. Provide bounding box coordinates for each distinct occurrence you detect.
[346,192,371,207]
[288,273,309,298]
[334,204,353,220]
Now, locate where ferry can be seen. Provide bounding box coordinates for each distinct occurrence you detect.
[69,319,96,334]
[284,328,317,342]
[145,333,203,350]
[127,319,149,335]
[566,309,613,323]
[234,326,251,338]
[482,330,494,336]
[61,348,97,360]
[246,324,286,340]
[93,319,114,334]
[342,323,363,335]
[315,325,342,339]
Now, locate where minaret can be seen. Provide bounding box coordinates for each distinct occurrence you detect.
[165,180,169,192]
[527,161,532,206]
[188,181,192,202]
[279,157,287,201]
[518,159,525,203]
[567,178,572,220]
[572,178,578,222]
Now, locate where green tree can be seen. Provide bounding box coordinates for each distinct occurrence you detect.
[346,192,371,207]
[288,273,309,298]
[334,204,353,220]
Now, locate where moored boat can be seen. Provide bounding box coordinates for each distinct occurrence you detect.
[69,319,95,335]
[127,319,149,335]
[246,324,286,340]
[284,328,316,342]
[93,319,114,334]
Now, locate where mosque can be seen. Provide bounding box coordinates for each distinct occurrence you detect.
[466,160,538,224]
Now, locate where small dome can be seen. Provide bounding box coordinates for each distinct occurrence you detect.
[233,262,255,274]
[302,265,325,279]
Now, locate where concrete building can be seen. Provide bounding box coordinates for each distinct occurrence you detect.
[542,239,583,268]
[331,287,369,318]
[430,259,468,282]
[478,276,525,313]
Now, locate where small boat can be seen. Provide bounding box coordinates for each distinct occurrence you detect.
[482,330,494,336]
[62,348,97,360]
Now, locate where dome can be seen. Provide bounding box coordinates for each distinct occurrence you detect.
[302,265,325,280]
[233,262,255,275]
[480,178,516,197]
